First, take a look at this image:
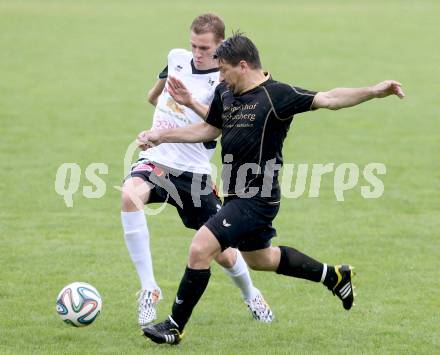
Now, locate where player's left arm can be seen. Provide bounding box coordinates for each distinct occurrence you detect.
[312,80,405,110]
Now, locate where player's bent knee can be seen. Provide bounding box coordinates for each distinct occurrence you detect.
[188,243,211,268]
[121,178,150,211]
[188,239,213,263]
[121,190,136,211]
[188,227,221,268]
[121,189,142,211]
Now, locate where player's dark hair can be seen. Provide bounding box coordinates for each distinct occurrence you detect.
[190,13,225,42]
[213,33,262,69]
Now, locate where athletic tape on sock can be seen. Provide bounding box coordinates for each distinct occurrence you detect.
[320,264,328,283]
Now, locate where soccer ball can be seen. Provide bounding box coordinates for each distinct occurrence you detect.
[56,282,102,327]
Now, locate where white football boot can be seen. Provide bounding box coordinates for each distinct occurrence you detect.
[137,288,162,327]
[244,288,274,323]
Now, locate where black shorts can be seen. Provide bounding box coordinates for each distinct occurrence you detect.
[127,159,221,230]
[205,196,280,252]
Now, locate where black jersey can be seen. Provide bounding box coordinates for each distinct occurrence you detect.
[206,75,316,201]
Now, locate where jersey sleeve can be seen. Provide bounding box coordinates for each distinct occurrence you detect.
[269,83,317,120]
[158,48,186,79]
[205,86,223,129]
[158,65,168,79]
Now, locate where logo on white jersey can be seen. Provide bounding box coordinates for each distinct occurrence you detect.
[175,64,183,72]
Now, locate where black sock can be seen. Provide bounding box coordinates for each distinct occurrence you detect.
[276,246,324,282]
[171,267,211,330]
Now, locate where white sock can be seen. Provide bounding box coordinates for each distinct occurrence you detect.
[320,263,328,283]
[121,210,158,291]
[224,250,258,300]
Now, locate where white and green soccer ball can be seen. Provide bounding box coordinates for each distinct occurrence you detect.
[56,282,102,327]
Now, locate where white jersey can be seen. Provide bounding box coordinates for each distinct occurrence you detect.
[140,48,220,174]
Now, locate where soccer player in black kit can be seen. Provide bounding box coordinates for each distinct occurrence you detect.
[138,33,405,344]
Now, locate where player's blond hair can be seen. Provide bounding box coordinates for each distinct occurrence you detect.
[190,13,225,43]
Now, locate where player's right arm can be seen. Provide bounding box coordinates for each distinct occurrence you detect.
[146,79,166,107]
[137,122,221,147]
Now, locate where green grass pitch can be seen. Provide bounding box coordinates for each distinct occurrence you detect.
[1,0,439,354]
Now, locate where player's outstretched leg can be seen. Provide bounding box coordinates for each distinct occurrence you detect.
[218,249,274,322]
[275,246,356,310]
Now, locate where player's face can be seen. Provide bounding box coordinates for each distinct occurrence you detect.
[190,31,220,70]
[218,60,243,94]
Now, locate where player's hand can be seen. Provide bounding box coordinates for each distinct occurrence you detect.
[136,130,162,150]
[371,80,405,99]
[167,76,193,106]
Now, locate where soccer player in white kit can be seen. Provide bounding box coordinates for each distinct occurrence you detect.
[120,13,273,327]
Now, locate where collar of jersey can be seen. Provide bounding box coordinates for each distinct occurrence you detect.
[236,72,271,95]
[191,59,220,74]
